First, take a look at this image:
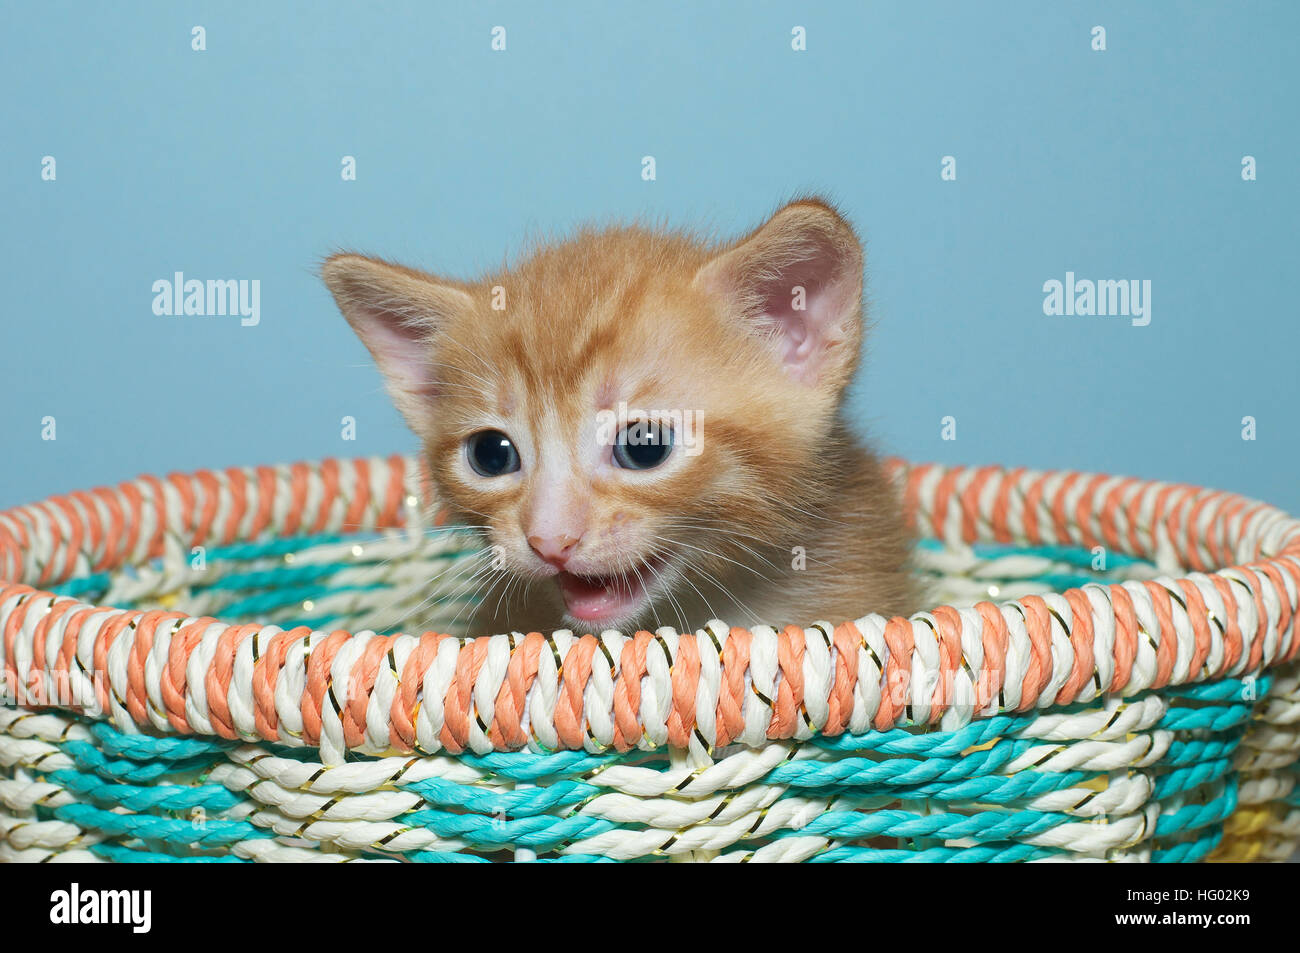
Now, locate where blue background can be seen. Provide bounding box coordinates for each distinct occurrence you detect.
[3,1,1296,517]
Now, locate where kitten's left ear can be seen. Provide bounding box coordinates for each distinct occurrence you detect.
[693,198,864,391]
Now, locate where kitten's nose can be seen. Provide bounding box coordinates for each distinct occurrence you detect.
[528,533,582,568]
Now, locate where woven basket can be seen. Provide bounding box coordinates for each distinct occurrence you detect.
[1,455,1297,863]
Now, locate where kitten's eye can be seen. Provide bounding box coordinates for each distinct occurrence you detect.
[466,430,521,477]
[613,420,673,470]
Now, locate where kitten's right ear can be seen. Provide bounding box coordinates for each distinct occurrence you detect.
[321,254,475,436]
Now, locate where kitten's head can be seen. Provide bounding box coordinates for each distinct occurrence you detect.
[323,197,866,632]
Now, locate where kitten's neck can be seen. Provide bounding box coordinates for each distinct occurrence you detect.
[671,421,917,629]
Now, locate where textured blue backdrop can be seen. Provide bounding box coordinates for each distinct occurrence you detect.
[3,1,1296,516]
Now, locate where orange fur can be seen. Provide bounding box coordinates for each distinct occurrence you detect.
[323,198,917,636]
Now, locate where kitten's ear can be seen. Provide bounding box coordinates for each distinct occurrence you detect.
[694,198,864,390]
[321,254,475,436]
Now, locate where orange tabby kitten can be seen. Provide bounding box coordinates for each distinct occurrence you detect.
[323,197,916,637]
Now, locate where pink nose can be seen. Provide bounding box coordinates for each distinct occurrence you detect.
[528,533,581,567]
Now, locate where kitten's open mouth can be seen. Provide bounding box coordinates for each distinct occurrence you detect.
[555,555,668,626]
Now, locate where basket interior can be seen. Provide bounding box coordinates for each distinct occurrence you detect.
[45,524,1166,638]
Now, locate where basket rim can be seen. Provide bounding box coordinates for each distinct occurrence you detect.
[1,454,1297,763]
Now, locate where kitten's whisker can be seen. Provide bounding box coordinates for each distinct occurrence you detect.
[437,556,508,617]
[507,575,533,627]
[660,518,840,572]
[650,534,775,586]
[451,504,498,524]
[660,520,780,572]
[491,568,528,627]
[354,525,490,578]
[649,536,752,601]
[446,566,509,631]
[658,549,720,624]
[614,561,640,630]
[380,548,496,632]
[641,556,689,632]
[628,561,662,631]
[441,563,511,631]
[656,544,763,627]
[368,545,492,621]
[397,554,496,625]
[489,572,514,625]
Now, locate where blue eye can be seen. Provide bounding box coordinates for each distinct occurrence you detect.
[466,430,520,477]
[613,420,673,470]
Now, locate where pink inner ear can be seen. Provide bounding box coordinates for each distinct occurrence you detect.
[752,254,853,386]
[354,304,440,401]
